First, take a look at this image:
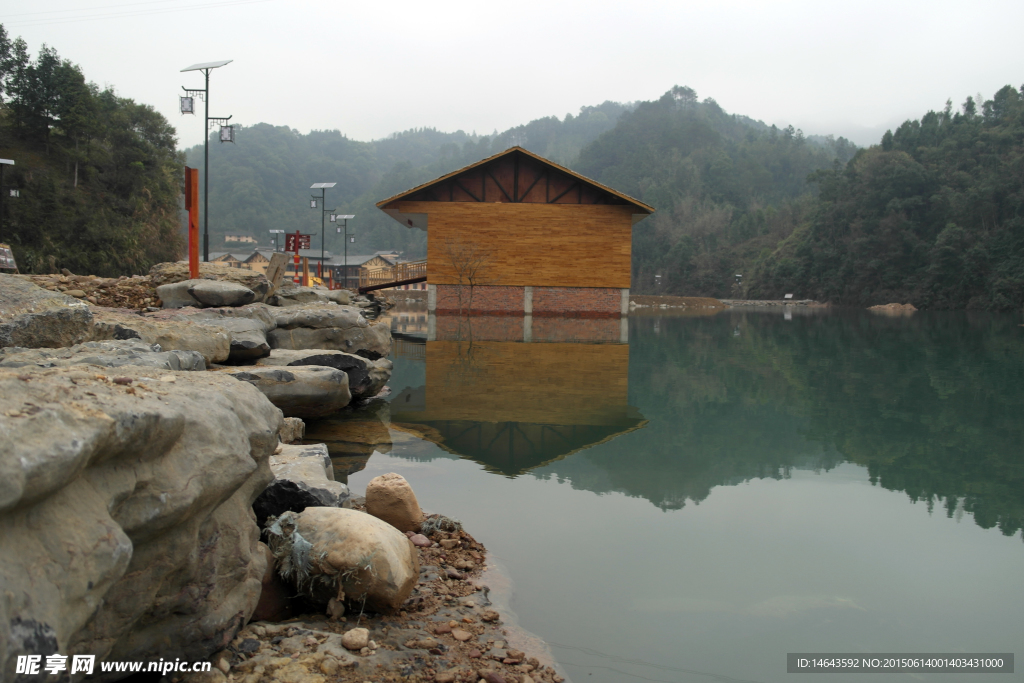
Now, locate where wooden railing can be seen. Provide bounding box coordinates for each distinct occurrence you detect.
[359,259,427,290]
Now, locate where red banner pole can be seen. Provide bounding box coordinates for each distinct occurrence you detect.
[185,168,199,279]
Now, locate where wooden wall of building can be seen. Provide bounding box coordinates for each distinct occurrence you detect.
[396,201,635,289]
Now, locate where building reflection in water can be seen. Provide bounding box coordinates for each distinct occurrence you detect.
[388,313,645,477]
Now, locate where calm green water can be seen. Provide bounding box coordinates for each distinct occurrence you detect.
[346,309,1024,682]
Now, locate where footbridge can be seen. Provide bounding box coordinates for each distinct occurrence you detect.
[358,259,427,294]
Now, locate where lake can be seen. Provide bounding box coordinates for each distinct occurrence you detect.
[321,307,1024,682]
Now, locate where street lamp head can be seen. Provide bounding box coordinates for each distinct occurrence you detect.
[330,214,336,222]
[180,96,194,114]
[219,125,235,143]
[310,199,317,209]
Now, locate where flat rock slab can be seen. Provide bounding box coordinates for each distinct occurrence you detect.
[0,365,280,675]
[219,365,352,419]
[0,274,93,349]
[268,322,391,360]
[271,303,366,330]
[256,348,391,398]
[0,339,205,371]
[188,280,257,308]
[91,308,231,364]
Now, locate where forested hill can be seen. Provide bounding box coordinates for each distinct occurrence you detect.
[0,27,183,276]
[575,86,858,296]
[184,100,632,257]
[751,87,1024,310]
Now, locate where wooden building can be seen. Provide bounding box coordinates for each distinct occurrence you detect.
[376,146,654,316]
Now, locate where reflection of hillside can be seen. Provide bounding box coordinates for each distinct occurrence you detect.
[391,340,646,476]
[539,312,1024,536]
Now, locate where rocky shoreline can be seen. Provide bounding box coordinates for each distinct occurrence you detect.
[0,263,562,683]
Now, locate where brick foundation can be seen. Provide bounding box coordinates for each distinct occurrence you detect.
[433,284,625,317]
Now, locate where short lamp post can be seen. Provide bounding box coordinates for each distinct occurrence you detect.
[269,229,285,252]
[332,214,355,289]
[0,158,13,243]
[180,59,234,262]
[310,183,338,282]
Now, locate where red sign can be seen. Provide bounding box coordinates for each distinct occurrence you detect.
[285,233,311,251]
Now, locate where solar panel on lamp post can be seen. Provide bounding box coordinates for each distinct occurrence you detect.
[180,59,233,263]
[310,183,337,283]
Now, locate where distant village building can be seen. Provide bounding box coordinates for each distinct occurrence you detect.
[224,234,258,244]
[376,146,654,316]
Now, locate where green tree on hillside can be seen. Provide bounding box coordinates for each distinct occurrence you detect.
[0,27,183,276]
[753,86,1024,310]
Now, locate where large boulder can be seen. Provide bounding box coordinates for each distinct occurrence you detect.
[218,365,352,419]
[256,348,391,399]
[0,274,93,349]
[188,280,257,308]
[268,316,391,360]
[0,365,281,680]
[149,261,271,302]
[0,339,205,372]
[252,443,349,528]
[154,305,278,362]
[90,308,232,365]
[155,279,203,309]
[264,508,419,613]
[365,473,424,533]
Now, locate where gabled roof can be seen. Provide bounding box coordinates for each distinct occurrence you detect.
[376,146,654,214]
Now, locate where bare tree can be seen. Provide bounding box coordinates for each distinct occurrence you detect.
[440,235,495,316]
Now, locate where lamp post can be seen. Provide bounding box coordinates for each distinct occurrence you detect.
[180,59,234,262]
[0,159,13,243]
[310,183,337,282]
[333,214,355,289]
[269,229,285,252]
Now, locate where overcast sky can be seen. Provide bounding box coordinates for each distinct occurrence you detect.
[3,0,1023,151]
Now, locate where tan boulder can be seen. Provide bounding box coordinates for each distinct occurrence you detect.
[264,507,418,613]
[365,472,424,533]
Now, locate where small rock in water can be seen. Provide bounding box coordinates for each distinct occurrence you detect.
[451,628,473,642]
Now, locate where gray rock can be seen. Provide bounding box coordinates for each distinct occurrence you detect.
[270,304,366,330]
[148,261,271,302]
[267,321,391,360]
[0,274,93,349]
[219,365,352,419]
[252,443,350,528]
[158,305,278,362]
[188,280,257,308]
[278,417,305,444]
[90,309,231,365]
[268,284,325,307]
[256,349,391,399]
[0,365,280,678]
[0,339,206,371]
[155,279,202,309]
[326,289,352,305]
